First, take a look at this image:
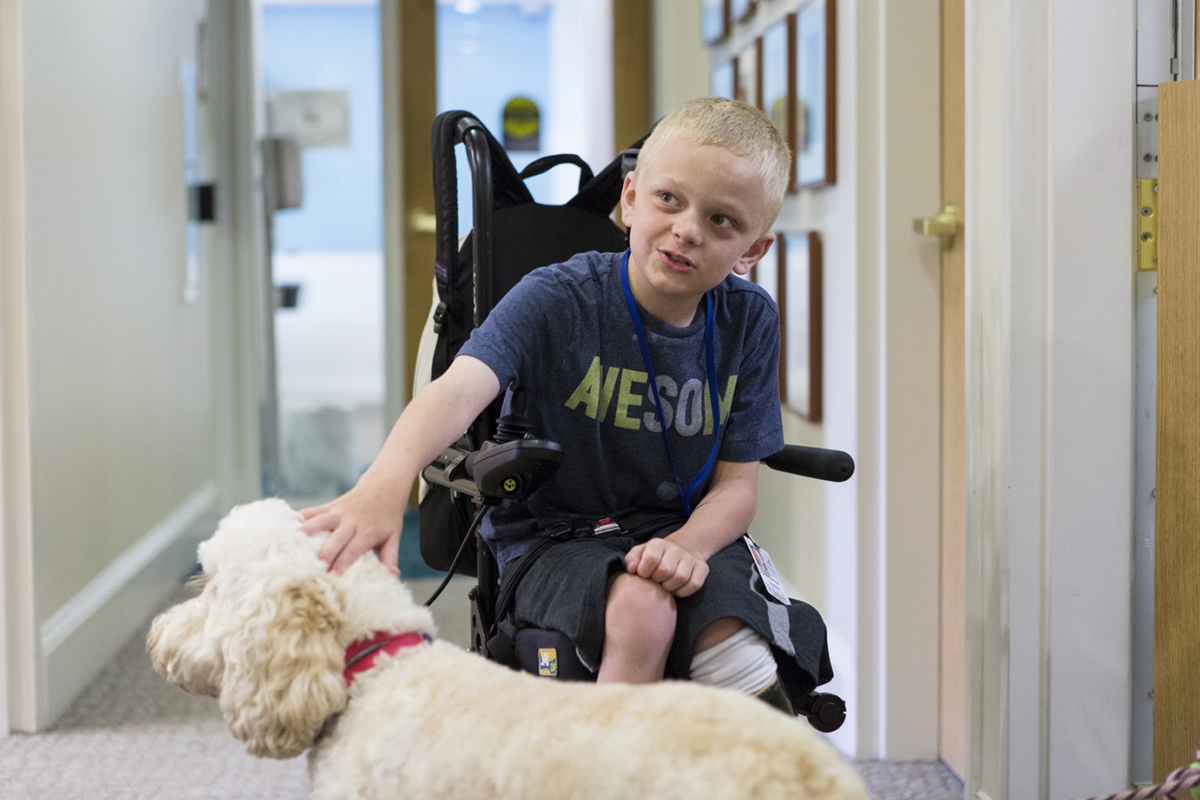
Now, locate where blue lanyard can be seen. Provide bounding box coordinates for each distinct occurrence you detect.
[619,249,722,515]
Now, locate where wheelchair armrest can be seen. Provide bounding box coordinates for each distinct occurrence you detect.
[422,445,484,502]
[469,438,563,501]
[421,438,564,504]
[761,445,855,483]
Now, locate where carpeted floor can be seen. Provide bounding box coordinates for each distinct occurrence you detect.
[0,581,964,800]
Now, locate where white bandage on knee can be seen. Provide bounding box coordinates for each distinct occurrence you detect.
[689,628,777,695]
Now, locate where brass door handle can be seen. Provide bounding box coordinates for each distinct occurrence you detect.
[913,204,961,246]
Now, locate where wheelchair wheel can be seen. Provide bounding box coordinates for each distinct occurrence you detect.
[800,692,847,733]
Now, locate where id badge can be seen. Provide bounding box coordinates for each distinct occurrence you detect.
[744,535,791,606]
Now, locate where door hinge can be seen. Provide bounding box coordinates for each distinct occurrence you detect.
[1137,88,1159,179]
[1137,178,1158,271]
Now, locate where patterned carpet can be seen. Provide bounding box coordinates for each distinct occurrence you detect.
[1,582,964,800]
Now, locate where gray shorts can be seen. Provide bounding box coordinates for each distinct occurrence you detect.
[504,515,833,702]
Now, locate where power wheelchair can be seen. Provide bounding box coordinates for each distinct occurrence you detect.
[415,111,851,733]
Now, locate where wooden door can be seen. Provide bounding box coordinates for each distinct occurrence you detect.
[398,0,437,505]
[399,0,437,399]
[1153,78,1200,782]
[612,0,652,151]
[938,0,967,779]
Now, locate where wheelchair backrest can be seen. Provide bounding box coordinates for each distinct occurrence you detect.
[430,110,643,388]
[419,110,648,575]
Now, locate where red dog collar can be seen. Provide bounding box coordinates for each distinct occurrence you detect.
[343,631,430,685]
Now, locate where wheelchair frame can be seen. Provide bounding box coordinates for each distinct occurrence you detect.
[419,112,851,733]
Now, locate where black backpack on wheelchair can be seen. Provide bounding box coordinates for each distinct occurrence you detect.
[417,110,850,732]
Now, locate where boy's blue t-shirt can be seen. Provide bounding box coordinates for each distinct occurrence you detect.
[457,250,785,570]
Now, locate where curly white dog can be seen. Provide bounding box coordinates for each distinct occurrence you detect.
[148,498,869,800]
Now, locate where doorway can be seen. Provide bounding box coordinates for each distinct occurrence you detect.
[432,0,617,231]
[258,0,388,506]
[253,0,619,510]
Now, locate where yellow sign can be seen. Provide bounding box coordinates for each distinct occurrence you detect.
[503,97,540,151]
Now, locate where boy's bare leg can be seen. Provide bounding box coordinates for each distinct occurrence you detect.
[597,574,676,683]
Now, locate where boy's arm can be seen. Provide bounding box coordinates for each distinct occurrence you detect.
[624,459,759,597]
[300,355,501,574]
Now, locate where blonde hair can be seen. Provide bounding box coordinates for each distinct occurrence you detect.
[636,97,792,231]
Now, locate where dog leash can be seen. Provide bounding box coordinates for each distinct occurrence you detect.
[1071,750,1200,800]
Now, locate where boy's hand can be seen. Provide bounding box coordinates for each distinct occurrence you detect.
[300,482,404,576]
[625,538,709,598]
[294,355,501,577]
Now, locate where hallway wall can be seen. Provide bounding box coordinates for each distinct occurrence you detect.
[5,0,220,728]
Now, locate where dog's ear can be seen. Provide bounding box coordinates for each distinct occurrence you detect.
[147,591,223,698]
[219,577,348,759]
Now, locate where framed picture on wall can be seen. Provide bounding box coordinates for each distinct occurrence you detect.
[751,234,781,303]
[783,231,822,421]
[702,0,729,45]
[751,234,786,400]
[711,58,737,100]
[795,0,837,188]
[760,15,796,190]
[735,38,761,109]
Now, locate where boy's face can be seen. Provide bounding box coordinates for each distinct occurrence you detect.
[620,135,776,327]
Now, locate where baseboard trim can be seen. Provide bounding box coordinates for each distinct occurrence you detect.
[39,483,218,727]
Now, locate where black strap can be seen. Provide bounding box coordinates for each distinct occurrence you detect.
[567,132,652,216]
[490,536,567,637]
[430,110,532,313]
[519,154,594,192]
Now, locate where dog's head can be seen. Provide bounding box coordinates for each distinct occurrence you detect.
[147,498,429,759]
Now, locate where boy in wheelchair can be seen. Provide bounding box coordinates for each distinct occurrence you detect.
[301,97,830,717]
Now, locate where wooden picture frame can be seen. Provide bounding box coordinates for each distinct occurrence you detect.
[761,15,797,191]
[795,0,837,188]
[702,0,730,45]
[750,234,786,402]
[735,37,761,109]
[711,58,736,100]
[783,231,822,421]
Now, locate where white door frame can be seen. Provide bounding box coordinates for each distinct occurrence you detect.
[380,0,405,421]
[220,0,268,509]
[0,0,39,735]
[236,0,404,486]
[965,0,1136,796]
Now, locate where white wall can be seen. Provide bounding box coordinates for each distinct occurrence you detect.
[650,0,707,119]
[3,0,230,730]
[548,0,613,196]
[652,0,942,760]
[23,0,214,619]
